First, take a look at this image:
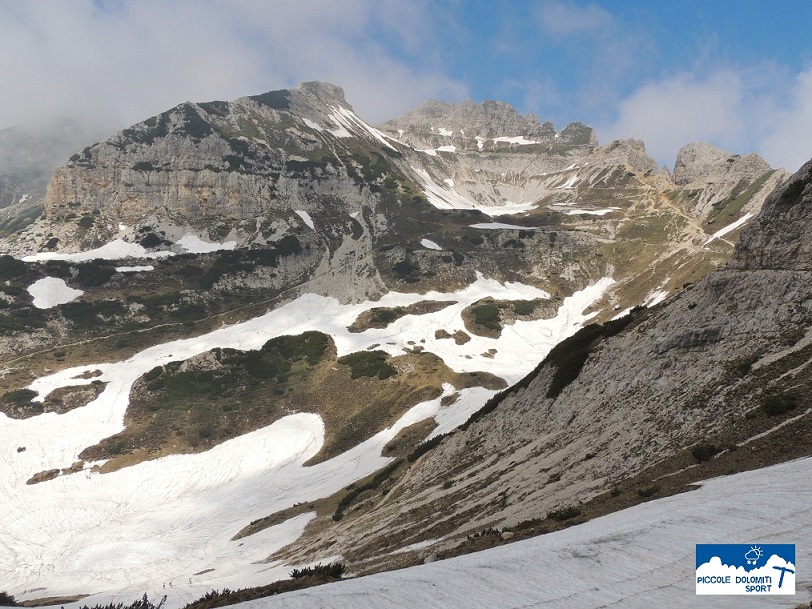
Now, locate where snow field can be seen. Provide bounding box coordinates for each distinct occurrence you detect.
[411,167,539,216]
[328,106,397,152]
[22,239,174,262]
[176,235,236,254]
[470,222,539,230]
[2,274,613,604]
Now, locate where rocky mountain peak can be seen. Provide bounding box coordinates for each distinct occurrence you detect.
[673,142,772,186]
[594,138,657,174]
[291,81,351,110]
[558,121,599,147]
[730,158,812,270]
[380,98,558,141]
[669,141,783,223]
[673,142,729,185]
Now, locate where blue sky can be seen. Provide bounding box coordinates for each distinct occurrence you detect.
[1,1,810,170]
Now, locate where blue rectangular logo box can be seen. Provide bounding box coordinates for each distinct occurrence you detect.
[696,544,795,595]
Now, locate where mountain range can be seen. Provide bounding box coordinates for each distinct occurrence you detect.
[0,81,807,608]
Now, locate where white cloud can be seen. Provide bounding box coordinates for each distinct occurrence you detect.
[600,67,812,172]
[601,71,743,167]
[760,68,812,173]
[0,1,465,135]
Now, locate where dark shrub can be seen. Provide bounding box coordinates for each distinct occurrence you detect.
[2,388,38,404]
[289,562,344,579]
[547,506,581,520]
[337,350,397,379]
[761,391,798,416]
[691,443,720,462]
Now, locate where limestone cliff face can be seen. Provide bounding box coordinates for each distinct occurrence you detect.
[45,83,375,226]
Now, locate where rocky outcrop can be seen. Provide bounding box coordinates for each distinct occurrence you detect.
[730,159,812,270]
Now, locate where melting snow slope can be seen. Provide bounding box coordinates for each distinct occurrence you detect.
[241,457,812,609]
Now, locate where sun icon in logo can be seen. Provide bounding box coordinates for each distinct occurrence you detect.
[745,546,763,565]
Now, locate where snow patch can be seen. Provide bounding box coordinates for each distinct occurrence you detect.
[22,239,173,262]
[302,118,323,132]
[470,222,538,230]
[294,210,315,230]
[556,174,579,189]
[328,106,398,151]
[412,167,537,216]
[437,127,453,137]
[564,207,620,216]
[704,212,754,246]
[492,136,538,145]
[177,234,237,254]
[420,239,442,251]
[5,274,614,603]
[114,265,154,273]
[436,145,456,153]
[26,277,83,308]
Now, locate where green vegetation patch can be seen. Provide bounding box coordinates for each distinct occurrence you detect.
[61,300,125,329]
[73,261,116,288]
[547,505,581,521]
[0,306,48,334]
[761,390,799,416]
[616,212,683,244]
[707,171,774,227]
[472,300,501,330]
[348,300,454,332]
[0,255,28,280]
[337,350,397,380]
[691,443,720,462]
[79,331,332,468]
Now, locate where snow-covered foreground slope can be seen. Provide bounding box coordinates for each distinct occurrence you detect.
[243,457,812,609]
[0,276,612,604]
